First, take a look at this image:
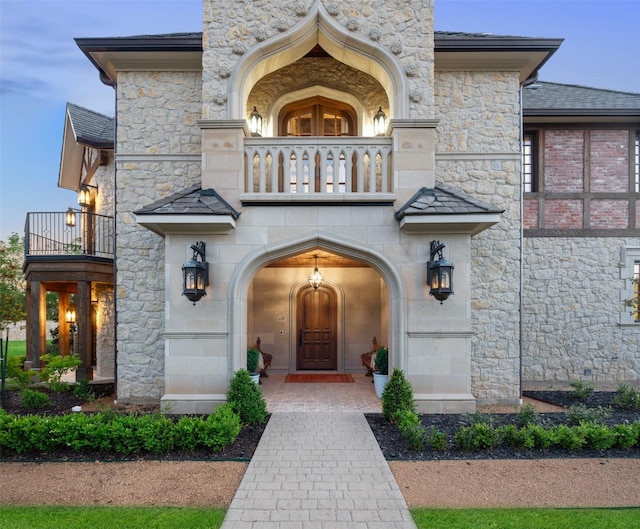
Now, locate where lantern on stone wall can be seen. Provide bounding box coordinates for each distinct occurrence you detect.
[182,241,209,304]
[427,240,454,303]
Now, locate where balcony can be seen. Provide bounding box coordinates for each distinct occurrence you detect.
[24,211,114,260]
[243,137,394,202]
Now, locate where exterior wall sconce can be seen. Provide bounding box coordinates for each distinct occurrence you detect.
[427,240,454,303]
[373,106,387,136]
[249,106,263,137]
[308,255,324,290]
[182,241,209,304]
[77,184,97,208]
[65,207,77,227]
[65,308,76,324]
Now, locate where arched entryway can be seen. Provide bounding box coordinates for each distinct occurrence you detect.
[227,232,407,378]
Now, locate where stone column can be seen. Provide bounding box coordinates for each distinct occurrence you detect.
[390,119,439,205]
[199,120,247,210]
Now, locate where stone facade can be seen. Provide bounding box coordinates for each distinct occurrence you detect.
[78,0,640,412]
[523,237,640,386]
[115,71,202,400]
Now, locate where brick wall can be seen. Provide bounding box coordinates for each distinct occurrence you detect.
[590,199,628,229]
[544,199,583,229]
[544,130,584,192]
[590,130,629,192]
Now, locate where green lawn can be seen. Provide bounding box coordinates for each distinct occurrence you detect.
[412,507,640,528]
[0,506,226,529]
[4,340,26,357]
[2,506,638,528]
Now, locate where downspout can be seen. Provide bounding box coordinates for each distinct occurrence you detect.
[518,70,538,404]
[99,70,118,398]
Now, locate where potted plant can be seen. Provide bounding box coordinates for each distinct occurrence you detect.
[372,346,388,399]
[247,347,261,384]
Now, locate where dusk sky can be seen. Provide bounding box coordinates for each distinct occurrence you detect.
[1,0,639,240]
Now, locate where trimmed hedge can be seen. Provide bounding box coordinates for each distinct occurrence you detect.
[0,404,242,456]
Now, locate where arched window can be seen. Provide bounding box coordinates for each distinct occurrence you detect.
[279,96,357,137]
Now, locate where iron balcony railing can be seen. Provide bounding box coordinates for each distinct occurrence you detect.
[25,212,114,259]
[244,137,393,196]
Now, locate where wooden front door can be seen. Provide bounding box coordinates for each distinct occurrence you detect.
[297,285,337,370]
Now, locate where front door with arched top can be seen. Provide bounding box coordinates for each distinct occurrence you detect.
[296,285,337,370]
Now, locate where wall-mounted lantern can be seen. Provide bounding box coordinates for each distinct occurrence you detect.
[249,106,263,137]
[373,106,387,136]
[182,241,209,304]
[65,307,76,324]
[77,184,97,208]
[65,207,77,227]
[427,240,454,304]
[308,255,324,290]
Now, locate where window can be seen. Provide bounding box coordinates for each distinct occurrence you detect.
[619,246,640,325]
[523,132,537,192]
[635,132,639,192]
[279,96,357,137]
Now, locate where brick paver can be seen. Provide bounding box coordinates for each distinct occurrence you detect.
[220,412,417,529]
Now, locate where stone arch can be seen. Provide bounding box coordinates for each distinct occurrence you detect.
[228,1,407,122]
[227,231,408,378]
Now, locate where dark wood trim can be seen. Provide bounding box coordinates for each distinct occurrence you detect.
[525,228,640,237]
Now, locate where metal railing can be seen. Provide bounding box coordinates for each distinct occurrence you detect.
[244,137,393,195]
[25,212,114,259]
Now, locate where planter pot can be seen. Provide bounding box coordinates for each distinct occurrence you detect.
[373,372,389,399]
[250,373,261,385]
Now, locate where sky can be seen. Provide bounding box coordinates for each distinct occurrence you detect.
[1,0,639,241]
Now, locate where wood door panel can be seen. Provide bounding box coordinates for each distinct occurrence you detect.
[297,287,336,370]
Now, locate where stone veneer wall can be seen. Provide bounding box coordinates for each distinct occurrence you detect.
[95,284,115,378]
[248,56,388,122]
[434,71,523,403]
[523,237,640,387]
[202,0,435,120]
[115,71,202,401]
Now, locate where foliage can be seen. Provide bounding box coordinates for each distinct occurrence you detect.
[373,346,388,375]
[567,404,611,425]
[0,405,243,455]
[246,347,260,374]
[381,368,415,422]
[613,384,640,411]
[428,428,447,451]
[0,505,227,529]
[39,353,81,391]
[393,408,427,450]
[21,388,51,410]
[0,233,26,330]
[570,380,596,399]
[226,369,268,425]
[454,423,498,451]
[515,403,540,427]
[73,379,94,400]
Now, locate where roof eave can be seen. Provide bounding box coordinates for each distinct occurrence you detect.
[75,34,203,84]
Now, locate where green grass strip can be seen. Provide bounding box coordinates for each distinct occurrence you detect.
[5,340,26,357]
[412,507,640,528]
[0,506,226,529]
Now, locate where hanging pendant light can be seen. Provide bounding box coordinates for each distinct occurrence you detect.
[308,255,324,289]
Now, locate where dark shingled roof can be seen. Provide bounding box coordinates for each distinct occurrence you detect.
[395,183,504,219]
[523,81,640,116]
[66,102,114,148]
[134,185,240,219]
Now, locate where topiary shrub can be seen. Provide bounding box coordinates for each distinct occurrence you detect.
[381,368,415,422]
[373,346,388,375]
[247,348,260,374]
[227,369,268,425]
